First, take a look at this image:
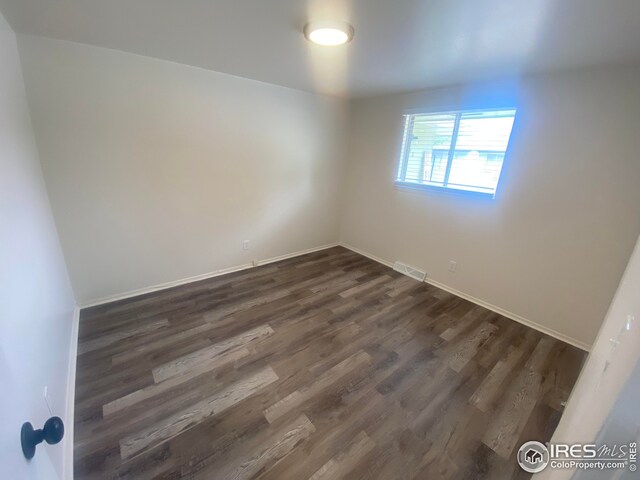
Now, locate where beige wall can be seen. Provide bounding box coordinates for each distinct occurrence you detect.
[17,35,347,305]
[0,14,76,480]
[340,68,640,348]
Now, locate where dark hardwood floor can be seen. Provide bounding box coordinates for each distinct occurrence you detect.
[74,246,586,479]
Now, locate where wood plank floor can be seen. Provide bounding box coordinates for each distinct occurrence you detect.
[74,246,586,479]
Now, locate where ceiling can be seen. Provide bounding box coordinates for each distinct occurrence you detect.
[1,0,640,97]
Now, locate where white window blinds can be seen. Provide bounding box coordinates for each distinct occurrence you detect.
[396,109,516,197]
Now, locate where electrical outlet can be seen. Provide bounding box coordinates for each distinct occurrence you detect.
[242,240,250,251]
[448,260,457,273]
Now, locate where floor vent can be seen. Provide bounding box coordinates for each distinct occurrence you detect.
[393,261,426,282]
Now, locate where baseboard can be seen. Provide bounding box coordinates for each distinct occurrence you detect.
[63,305,80,480]
[254,243,339,267]
[339,242,590,352]
[81,263,254,308]
[423,277,590,352]
[340,242,394,268]
[80,243,339,308]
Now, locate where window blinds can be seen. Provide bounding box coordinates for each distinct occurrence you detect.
[397,109,516,197]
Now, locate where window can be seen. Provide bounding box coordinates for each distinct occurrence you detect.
[396,108,517,197]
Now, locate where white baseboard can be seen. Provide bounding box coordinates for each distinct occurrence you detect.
[80,243,339,308]
[63,305,80,480]
[80,241,591,351]
[340,242,394,268]
[254,243,339,267]
[423,277,590,351]
[339,242,590,352]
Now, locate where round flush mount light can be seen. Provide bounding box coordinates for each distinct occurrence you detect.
[304,20,354,46]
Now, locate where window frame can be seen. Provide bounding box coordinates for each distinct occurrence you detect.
[394,107,517,199]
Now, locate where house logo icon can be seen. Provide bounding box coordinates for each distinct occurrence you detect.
[525,448,542,463]
[517,441,550,473]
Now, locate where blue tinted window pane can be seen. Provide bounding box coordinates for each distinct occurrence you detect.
[397,109,516,197]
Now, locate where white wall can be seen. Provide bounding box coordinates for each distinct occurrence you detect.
[16,35,348,305]
[538,235,640,480]
[341,67,640,348]
[0,12,76,480]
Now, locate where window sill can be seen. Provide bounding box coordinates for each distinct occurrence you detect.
[394,181,496,199]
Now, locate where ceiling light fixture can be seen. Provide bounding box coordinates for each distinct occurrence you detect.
[304,21,354,46]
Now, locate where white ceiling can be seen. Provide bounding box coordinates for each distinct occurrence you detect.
[1,0,640,97]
